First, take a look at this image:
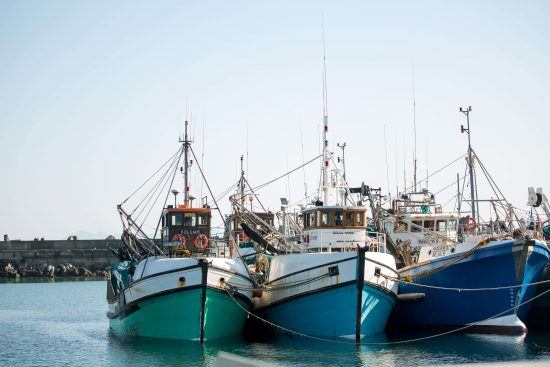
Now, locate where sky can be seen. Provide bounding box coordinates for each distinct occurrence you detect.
[1,1,549,240]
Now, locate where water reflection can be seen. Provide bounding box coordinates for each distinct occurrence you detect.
[1,280,550,367]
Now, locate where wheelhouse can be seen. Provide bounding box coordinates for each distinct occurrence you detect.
[226,211,275,243]
[300,206,378,252]
[161,205,212,254]
[385,213,459,242]
[302,206,366,230]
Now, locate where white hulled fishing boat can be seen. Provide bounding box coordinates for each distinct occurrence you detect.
[107,121,254,342]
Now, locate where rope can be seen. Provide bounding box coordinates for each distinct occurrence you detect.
[386,276,550,292]
[248,154,322,193]
[228,273,332,292]
[224,286,550,345]
[400,242,485,280]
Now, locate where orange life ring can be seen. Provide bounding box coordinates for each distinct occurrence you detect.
[194,234,209,250]
[464,217,477,233]
[172,233,187,247]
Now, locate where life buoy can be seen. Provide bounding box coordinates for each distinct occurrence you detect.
[464,217,477,233]
[194,234,209,250]
[172,233,187,247]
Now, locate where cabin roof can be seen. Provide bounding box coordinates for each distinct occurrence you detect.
[303,205,366,213]
[163,206,211,214]
[399,213,458,219]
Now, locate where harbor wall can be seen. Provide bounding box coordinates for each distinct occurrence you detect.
[0,239,122,269]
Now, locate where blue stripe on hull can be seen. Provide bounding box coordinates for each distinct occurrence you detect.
[392,240,549,332]
[263,283,395,339]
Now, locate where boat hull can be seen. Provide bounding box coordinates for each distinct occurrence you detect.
[254,250,398,339]
[107,256,253,341]
[261,281,396,339]
[109,286,250,341]
[391,239,549,335]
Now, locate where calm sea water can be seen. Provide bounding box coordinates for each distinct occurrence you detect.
[1,280,550,367]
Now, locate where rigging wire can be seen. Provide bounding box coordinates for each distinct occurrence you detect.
[189,145,254,282]
[120,146,183,205]
[151,150,184,239]
[383,153,467,205]
[132,150,181,221]
[247,154,322,193]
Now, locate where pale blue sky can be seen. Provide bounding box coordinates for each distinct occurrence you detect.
[1,1,549,239]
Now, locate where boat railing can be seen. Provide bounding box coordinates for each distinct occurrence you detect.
[210,239,230,258]
[366,231,387,253]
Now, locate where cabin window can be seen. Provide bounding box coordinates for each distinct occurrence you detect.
[345,212,354,226]
[354,212,364,227]
[172,213,183,226]
[424,220,435,231]
[310,213,317,227]
[394,221,408,233]
[184,213,196,227]
[321,212,330,226]
[334,211,343,226]
[305,213,310,228]
[411,220,422,232]
[197,214,208,226]
[267,218,274,226]
[437,220,447,232]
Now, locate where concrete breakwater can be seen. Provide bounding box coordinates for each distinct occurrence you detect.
[0,238,121,278]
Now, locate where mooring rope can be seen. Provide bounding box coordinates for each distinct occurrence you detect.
[385,275,550,292]
[224,286,550,345]
[226,272,332,292]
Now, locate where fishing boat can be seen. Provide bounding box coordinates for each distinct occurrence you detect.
[524,187,550,330]
[237,114,398,340]
[380,108,550,335]
[106,121,254,342]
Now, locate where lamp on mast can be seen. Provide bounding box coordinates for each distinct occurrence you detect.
[171,189,179,207]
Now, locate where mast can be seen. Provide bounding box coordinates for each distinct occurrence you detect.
[460,106,476,222]
[321,22,329,205]
[240,155,246,206]
[180,120,191,206]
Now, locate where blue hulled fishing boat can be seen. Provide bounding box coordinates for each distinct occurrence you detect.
[383,191,549,334]
[239,113,398,341]
[382,107,550,334]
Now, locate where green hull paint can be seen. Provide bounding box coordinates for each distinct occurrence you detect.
[109,287,249,341]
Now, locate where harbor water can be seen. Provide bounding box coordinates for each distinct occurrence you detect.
[2,280,550,367]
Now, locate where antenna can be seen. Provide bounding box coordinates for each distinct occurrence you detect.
[395,143,399,197]
[412,66,418,192]
[200,109,205,200]
[384,125,391,201]
[403,141,406,194]
[425,137,428,188]
[300,120,307,198]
